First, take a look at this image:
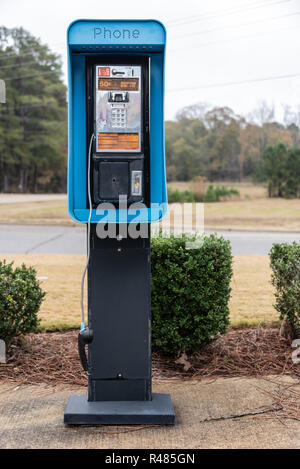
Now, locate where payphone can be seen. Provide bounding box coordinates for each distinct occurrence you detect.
[89,58,149,206]
[64,20,174,425]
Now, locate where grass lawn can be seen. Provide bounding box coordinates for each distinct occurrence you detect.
[204,198,300,231]
[0,199,72,225]
[169,180,268,199]
[168,181,300,231]
[0,254,278,331]
[0,185,300,230]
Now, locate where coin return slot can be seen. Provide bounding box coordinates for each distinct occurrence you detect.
[131,171,142,196]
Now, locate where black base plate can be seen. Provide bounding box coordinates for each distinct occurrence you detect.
[64,393,175,425]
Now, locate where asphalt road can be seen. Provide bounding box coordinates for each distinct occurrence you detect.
[0,224,300,255]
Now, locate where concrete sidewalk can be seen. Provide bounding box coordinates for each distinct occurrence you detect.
[0,377,299,449]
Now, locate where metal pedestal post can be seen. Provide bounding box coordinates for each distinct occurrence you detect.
[64,224,174,425]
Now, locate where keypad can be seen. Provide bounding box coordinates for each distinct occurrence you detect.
[111,108,127,128]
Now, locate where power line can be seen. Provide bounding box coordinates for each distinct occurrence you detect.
[167,72,300,93]
[170,9,300,41]
[166,0,258,24]
[4,69,62,81]
[167,0,290,28]
[0,1,288,62]
[0,114,64,123]
[0,43,65,61]
[5,139,61,145]
[0,0,290,65]
[2,101,57,111]
[168,23,299,54]
[166,0,289,24]
[0,59,59,70]
[0,47,65,64]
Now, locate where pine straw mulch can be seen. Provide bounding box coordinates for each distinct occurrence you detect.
[0,327,299,385]
[0,327,299,421]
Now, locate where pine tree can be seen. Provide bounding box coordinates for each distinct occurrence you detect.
[0,26,67,193]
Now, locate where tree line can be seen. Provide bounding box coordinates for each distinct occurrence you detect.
[166,103,300,184]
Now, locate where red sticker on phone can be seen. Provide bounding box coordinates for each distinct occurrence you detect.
[98,67,110,76]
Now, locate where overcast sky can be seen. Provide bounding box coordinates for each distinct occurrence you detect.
[1,0,300,121]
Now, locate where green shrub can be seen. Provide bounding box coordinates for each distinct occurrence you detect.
[0,260,46,344]
[167,188,202,203]
[167,185,239,203]
[270,243,300,340]
[204,184,240,202]
[151,233,233,354]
